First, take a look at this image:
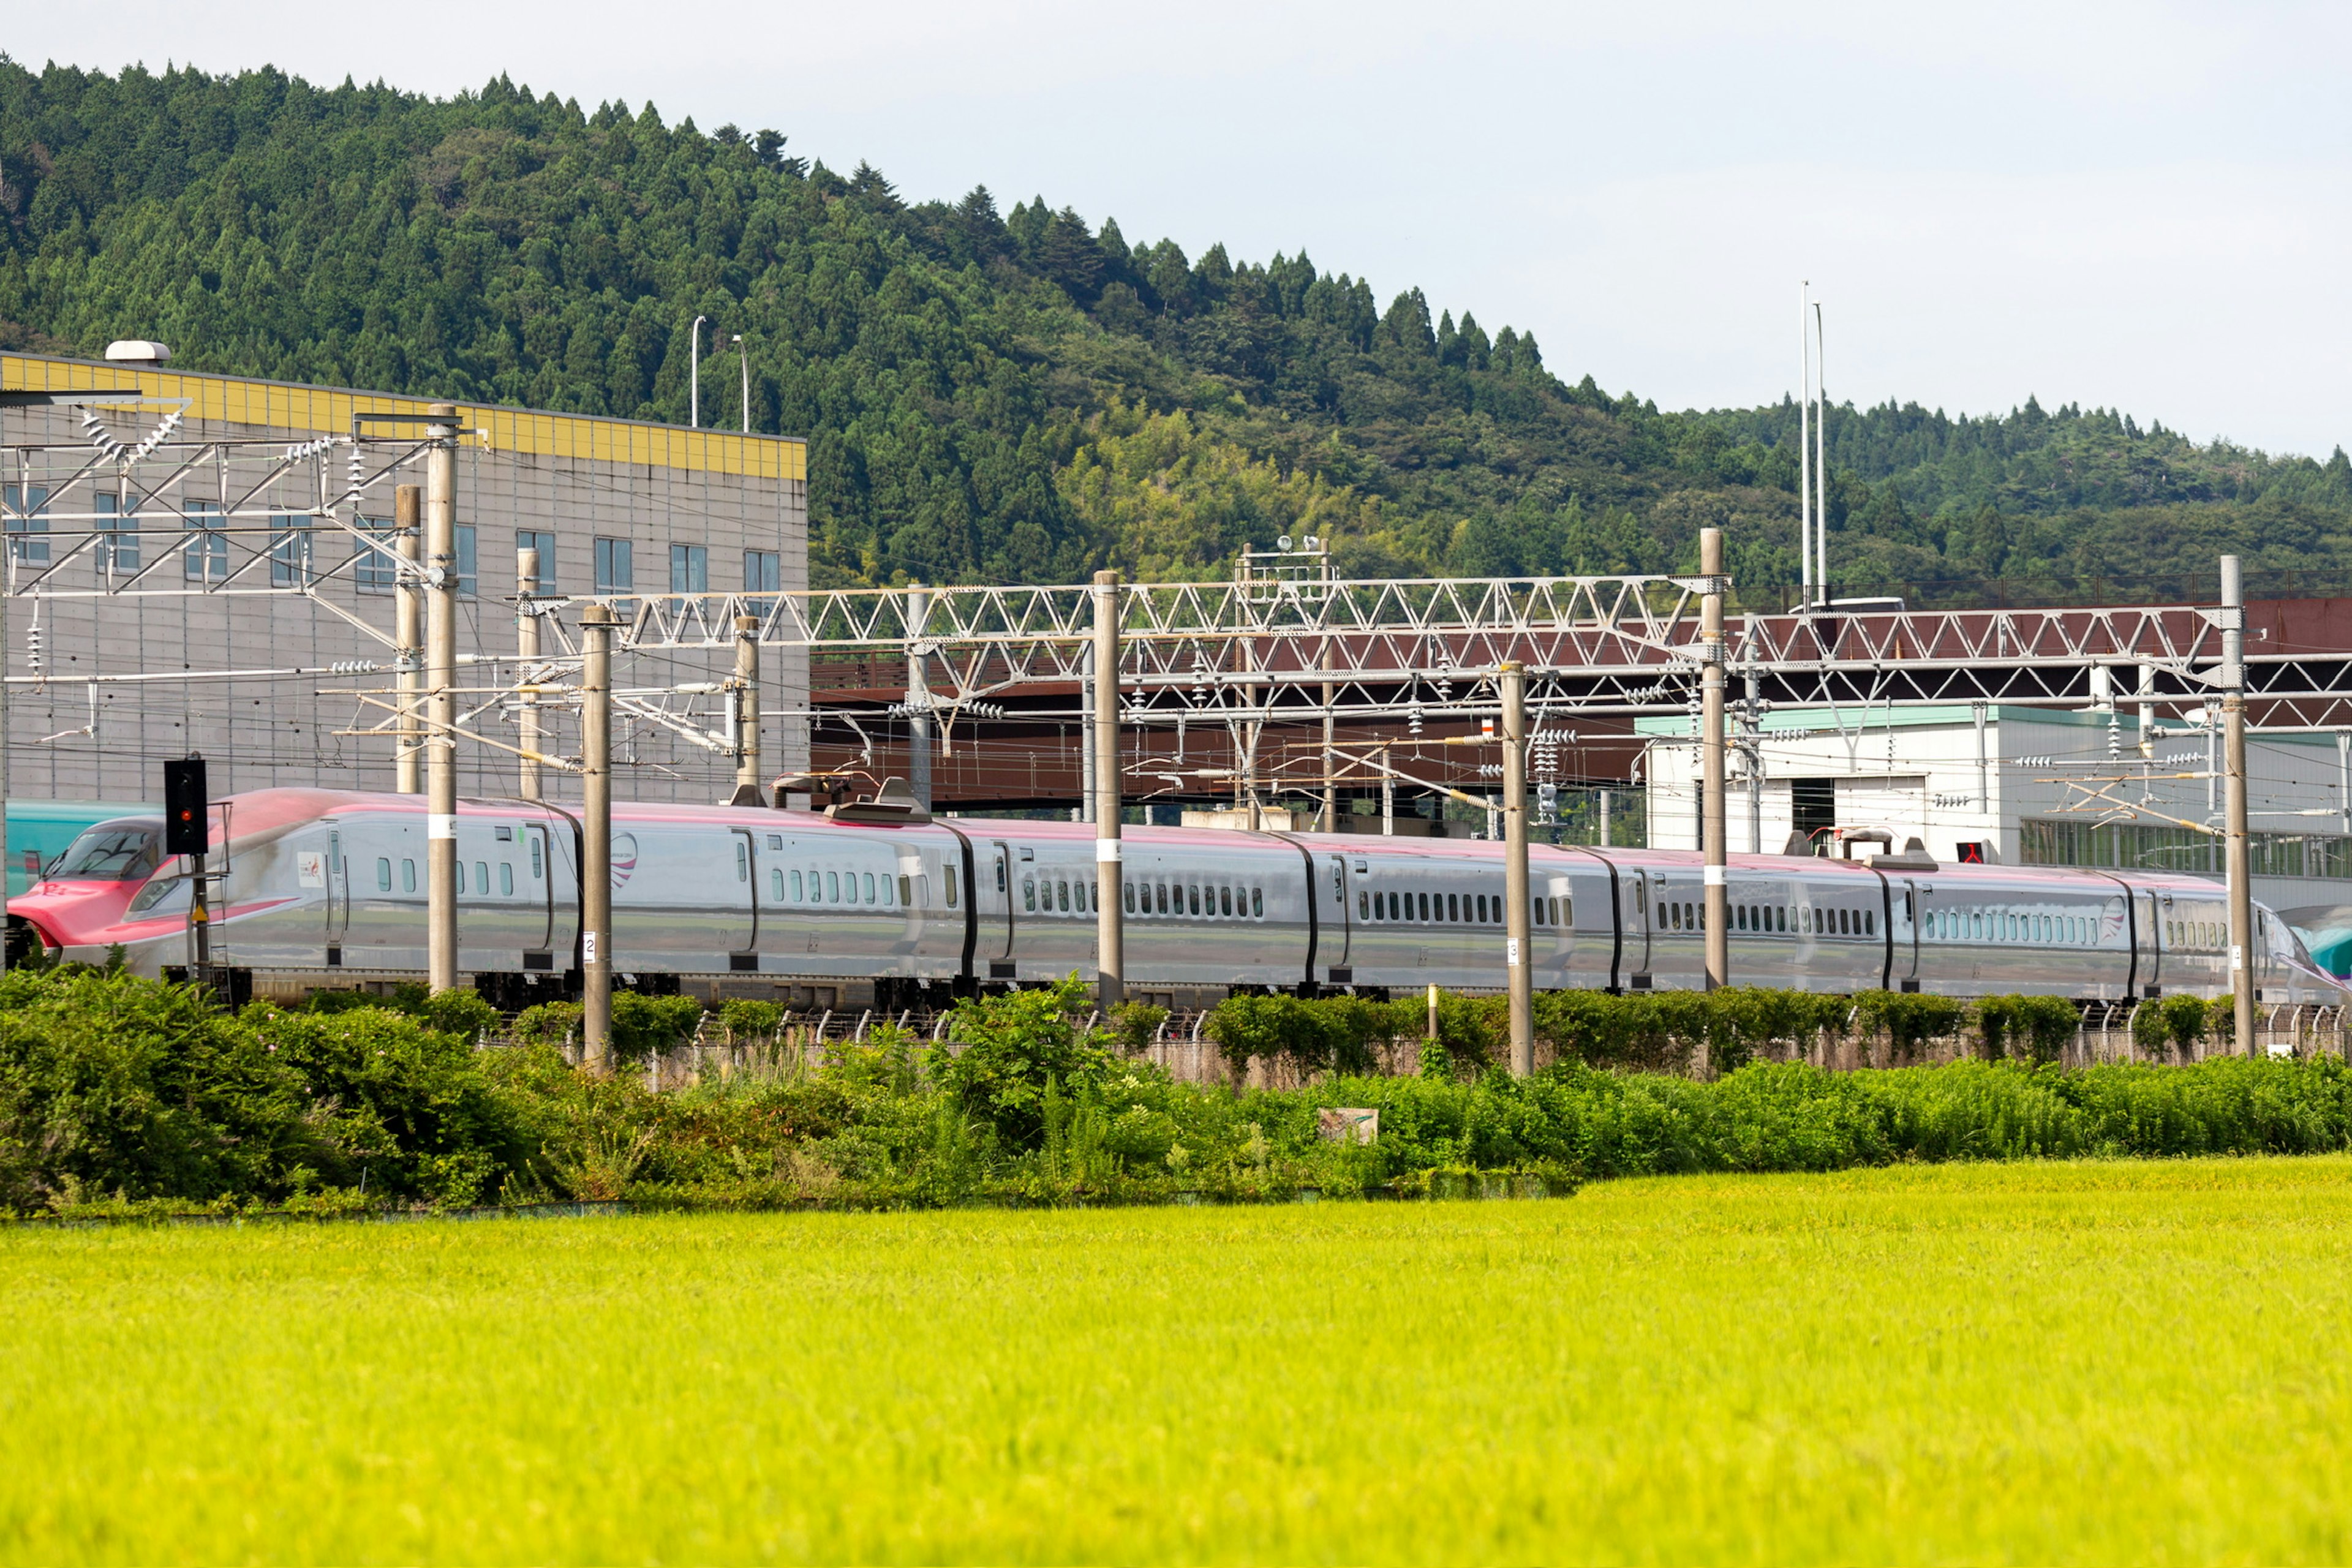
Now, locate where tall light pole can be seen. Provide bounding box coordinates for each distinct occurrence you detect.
[688,314,707,428]
[734,333,749,434]
[1799,281,1813,611]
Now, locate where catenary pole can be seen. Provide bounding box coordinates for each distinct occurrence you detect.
[424,405,459,993]
[2222,554,2255,1052]
[1701,527,1728,990]
[733,614,761,802]
[516,546,541,799]
[1093,570,1123,1006]
[581,605,614,1072]
[394,484,423,793]
[1501,660,1534,1074]
[904,583,932,812]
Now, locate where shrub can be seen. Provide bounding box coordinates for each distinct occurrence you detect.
[421,987,499,1041]
[716,998,785,1041]
[927,976,1111,1150]
[1855,990,1969,1063]
[513,1001,583,1046]
[2135,994,2214,1061]
[1970,994,2078,1063]
[611,992,704,1064]
[1107,1001,1169,1055]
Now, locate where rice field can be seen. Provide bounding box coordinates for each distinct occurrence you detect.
[5,1159,2352,1564]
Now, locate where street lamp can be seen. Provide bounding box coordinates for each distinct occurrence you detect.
[688,314,707,428]
[733,333,748,434]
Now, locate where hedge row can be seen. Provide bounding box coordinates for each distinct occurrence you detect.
[1204,987,2223,1076]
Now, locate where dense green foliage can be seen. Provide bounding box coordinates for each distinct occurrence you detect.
[3,59,2347,601]
[2,967,2348,1216]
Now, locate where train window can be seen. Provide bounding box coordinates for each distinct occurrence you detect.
[1253,887,1264,918]
[1385,891,1396,921]
[402,859,416,893]
[376,858,392,891]
[864,873,877,903]
[1735,905,1745,930]
[771,868,785,901]
[944,866,958,907]
[1442,894,1454,922]
[1534,898,1546,927]
[790,870,803,900]
[736,843,748,882]
[997,861,1006,892]
[1359,891,1370,919]
[1554,898,1566,926]
[1124,881,1137,914]
[477,861,491,895]
[767,834,783,850]
[1866,910,1875,935]
[1022,876,1036,912]
[1190,884,1202,916]
[495,825,512,842]
[1216,886,1229,916]
[530,840,543,879]
[1058,880,1070,913]
[889,875,903,907]
[827,871,841,902]
[1156,882,1169,913]
[500,862,514,896]
[455,862,466,895]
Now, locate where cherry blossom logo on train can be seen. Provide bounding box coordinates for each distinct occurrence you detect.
[610,833,638,890]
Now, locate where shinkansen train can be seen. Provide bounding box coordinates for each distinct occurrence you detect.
[10,785,2345,1011]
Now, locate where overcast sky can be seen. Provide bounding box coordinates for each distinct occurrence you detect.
[14,2,2350,454]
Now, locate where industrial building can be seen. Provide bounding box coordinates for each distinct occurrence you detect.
[1,350,809,802]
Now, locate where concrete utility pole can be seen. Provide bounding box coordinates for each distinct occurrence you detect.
[2222,554,2255,1052]
[581,604,615,1072]
[733,614,761,803]
[516,546,541,799]
[1093,569,1123,1006]
[904,583,932,812]
[395,484,423,794]
[1321,679,1338,832]
[1700,527,1729,990]
[424,406,459,993]
[1501,660,1534,1075]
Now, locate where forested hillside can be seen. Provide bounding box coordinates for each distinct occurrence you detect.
[4,59,2349,604]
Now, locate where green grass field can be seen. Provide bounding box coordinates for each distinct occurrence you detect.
[6,1160,2351,1564]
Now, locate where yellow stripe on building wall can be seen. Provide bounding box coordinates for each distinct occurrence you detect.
[1,353,806,482]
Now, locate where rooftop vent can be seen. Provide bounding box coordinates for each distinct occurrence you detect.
[103,340,171,366]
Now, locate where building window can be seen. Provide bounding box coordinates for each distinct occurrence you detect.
[454,524,477,597]
[595,537,633,593]
[183,498,227,582]
[669,543,707,594]
[353,518,398,594]
[516,529,557,590]
[94,492,137,579]
[268,518,311,586]
[744,548,780,592]
[2,484,49,564]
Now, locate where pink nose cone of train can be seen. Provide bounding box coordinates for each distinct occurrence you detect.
[7,815,165,955]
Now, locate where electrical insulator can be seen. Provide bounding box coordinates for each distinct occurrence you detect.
[24,623,41,674]
[1407,706,1423,737]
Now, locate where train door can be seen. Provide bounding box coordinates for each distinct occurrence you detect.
[990,840,1016,975]
[325,827,349,951]
[1893,880,1920,992]
[522,823,555,952]
[1627,873,1653,984]
[723,829,757,955]
[1325,853,1352,973]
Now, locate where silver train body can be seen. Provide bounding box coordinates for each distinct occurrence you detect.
[65,787,2348,1010]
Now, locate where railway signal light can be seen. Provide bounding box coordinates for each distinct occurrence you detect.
[164,757,209,857]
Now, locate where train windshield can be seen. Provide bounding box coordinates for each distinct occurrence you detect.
[51,818,165,882]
